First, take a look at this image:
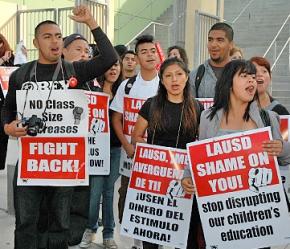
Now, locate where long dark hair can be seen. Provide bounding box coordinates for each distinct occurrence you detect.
[97,57,123,96]
[209,59,257,122]
[150,57,198,136]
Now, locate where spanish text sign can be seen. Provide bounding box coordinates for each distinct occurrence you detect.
[18,136,88,186]
[119,96,146,177]
[86,91,110,175]
[187,127,290,249]
[121,143,193,248]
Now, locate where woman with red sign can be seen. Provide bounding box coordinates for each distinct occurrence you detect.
[132,57,203,249]
[182,59,290,249]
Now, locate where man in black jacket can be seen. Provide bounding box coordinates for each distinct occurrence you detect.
[1,5,117,249]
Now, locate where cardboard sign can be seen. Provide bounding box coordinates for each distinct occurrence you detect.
[119,96,146,177]
[0,66,18,96]
[121,143,193,248]
[187,127,290,249]
[86,91,110,175]
[18,136,88,186]
[16,90,88,136]
[16,90,88,186]
[280,115,290,142]
[196,98,214,110]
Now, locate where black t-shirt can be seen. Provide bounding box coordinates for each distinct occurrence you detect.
[139,97,200,149]
[2,27,117,125]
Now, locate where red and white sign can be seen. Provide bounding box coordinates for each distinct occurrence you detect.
[86,91,110,175]
[121,143,193,248]
[16,90,89,186]
[196,98,214,110]
[18,136,88,186]
[0,66,18,96]
[120,96,146,177]
[280,115,290,142]
[187,127,290,249]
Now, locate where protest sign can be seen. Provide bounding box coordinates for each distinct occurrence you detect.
[119,96,146,177]
[0,66,18,96]
[187,127,290,249]
[17,90,88,186]
[86,91,110,175]
[121,143,193,248]
[280,115,290,142]
[196,98,214,110]
[16,89,88,136]
[18,136,88,186]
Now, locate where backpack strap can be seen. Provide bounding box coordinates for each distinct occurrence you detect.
[260,109,271,127]
[124,75,137,95]
[194,64,205,98]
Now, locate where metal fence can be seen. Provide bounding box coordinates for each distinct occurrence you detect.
[0,0,108,61]
[194,10,220,68]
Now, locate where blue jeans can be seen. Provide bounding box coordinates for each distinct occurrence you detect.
[88,147,121,239]
[13,165,73,249]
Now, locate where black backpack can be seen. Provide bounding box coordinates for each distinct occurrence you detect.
[194,64,205,98]
[124,75,137,95]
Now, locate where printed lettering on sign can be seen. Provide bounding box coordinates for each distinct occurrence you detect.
[121,143,193,248]
[120,96,147,177]
[16,90,88,136]
[187,127,290,249]
[18,136,88,186]
[85,91,110,175]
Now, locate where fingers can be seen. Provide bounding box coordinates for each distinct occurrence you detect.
[262,140,283,156]
[181,177,195,195]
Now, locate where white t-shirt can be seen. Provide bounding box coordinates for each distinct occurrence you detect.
[110,72,159,113]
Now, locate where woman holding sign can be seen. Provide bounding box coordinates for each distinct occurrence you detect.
[182,59,290,249]
[132,57,203,249]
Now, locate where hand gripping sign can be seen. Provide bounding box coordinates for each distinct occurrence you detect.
[16,89,89,186]
[85,91,110,175]
[121,143,193,248]
[119,96,146,176]
[187,127,290,249]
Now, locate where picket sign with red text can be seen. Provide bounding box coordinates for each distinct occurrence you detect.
[16,90,88,186]
[0,66,18,96]
[119,96,147,176]
[121,143,193,248]
[196,98,214,110]
[280,115,290,142]
[279,115,290,194]
[187,127,290,249]
[85,91,110,175]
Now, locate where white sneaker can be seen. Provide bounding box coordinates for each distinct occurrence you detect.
[79,229,95,248]
[103,238,118,249]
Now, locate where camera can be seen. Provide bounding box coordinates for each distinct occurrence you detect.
[22,115,45,136]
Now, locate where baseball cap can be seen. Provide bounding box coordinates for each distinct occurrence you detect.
[63,33,88,48]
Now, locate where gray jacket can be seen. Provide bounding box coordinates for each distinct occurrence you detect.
[189,59,217,98]
[184,101,290,178]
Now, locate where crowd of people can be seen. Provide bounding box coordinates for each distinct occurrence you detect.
[0,4,290,249]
